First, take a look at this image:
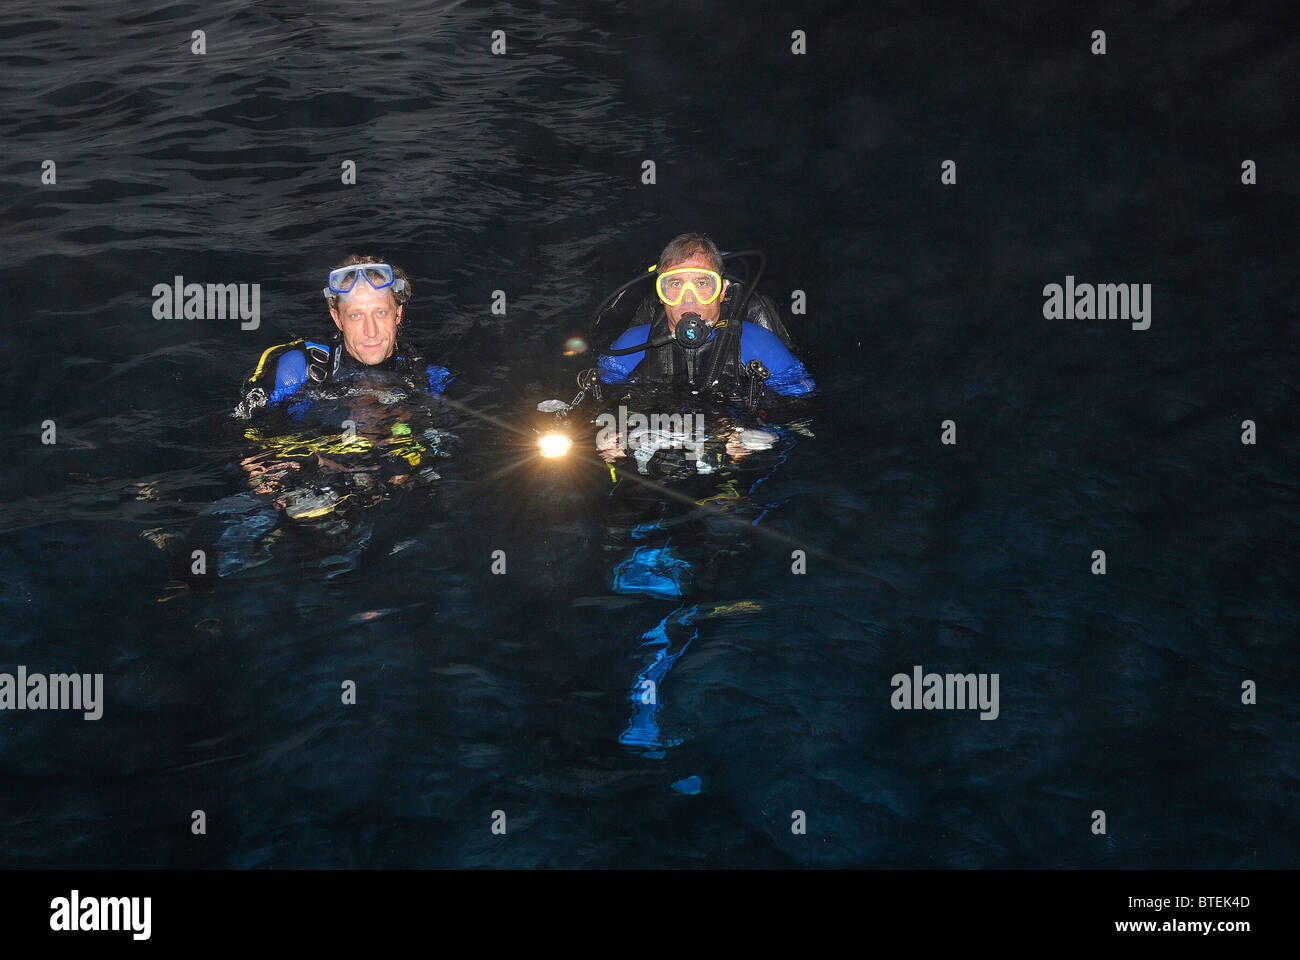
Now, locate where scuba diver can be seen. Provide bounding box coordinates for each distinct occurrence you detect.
[582,232,815,478]
[545,233,816,755]
[596,232,814,402]
[202,256,456,577]
[234,256,453,419]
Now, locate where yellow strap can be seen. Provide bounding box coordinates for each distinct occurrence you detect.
[247,339,305,384]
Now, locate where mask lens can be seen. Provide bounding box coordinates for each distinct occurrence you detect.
[328,262,395,294]
[656,269,721,306]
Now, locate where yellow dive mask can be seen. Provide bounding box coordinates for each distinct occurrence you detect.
[655,267,723,306]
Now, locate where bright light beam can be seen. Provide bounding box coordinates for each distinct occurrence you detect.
[538,433,571,458]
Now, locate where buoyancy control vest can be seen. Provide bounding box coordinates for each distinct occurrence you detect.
[234,334,452,420]
[624,283,792,398]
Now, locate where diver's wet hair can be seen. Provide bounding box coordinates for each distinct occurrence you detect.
[657,233,724,276]
[325,254,413,307]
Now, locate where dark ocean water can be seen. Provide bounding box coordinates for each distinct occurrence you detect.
[0,0,1296,868]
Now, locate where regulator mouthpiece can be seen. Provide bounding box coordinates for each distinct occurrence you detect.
[675,313,708,349]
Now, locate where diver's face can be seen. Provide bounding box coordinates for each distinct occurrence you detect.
[330,284,402,365]
[661,253,728,332]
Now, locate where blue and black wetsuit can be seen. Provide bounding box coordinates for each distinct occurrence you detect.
[597,288,814,399]
[234,336,453,420]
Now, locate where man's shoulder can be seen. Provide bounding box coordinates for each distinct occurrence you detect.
[234,338,327,418]
[597,323,652,384]
[245,338,334,379]
[255,339,329,391]
[739,321,815,395]
[610,323,652,352]
[738,321,787,354]
[247,338,304,372]
[394,339,455,395]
